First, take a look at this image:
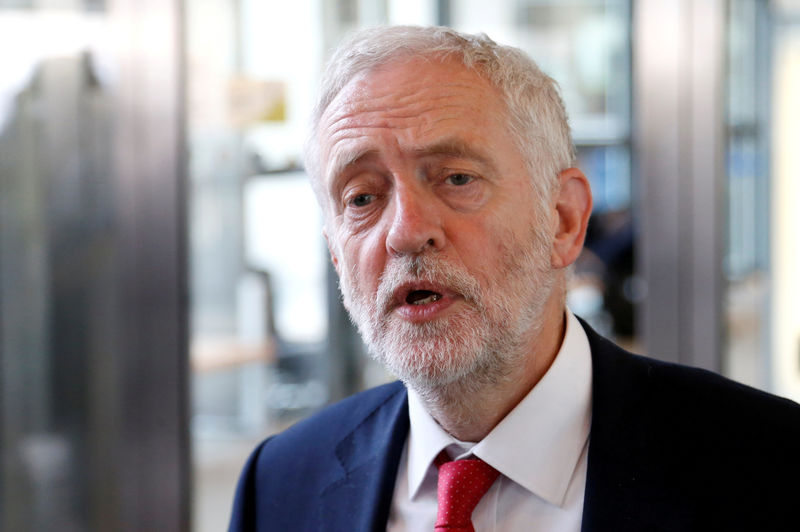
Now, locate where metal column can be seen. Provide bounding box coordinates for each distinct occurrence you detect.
[634,0,726,370]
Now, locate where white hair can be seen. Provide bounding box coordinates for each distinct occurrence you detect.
[304,25,576,222]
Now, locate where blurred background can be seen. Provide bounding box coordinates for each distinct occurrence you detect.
[1,0,799,530]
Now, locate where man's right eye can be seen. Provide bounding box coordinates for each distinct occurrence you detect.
[349,193,374,207]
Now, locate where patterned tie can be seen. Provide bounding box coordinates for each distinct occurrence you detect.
[434,453,500,532]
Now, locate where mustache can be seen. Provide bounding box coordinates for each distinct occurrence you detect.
[375,254,484,314]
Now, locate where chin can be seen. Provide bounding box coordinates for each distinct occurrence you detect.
[368,316,514,392]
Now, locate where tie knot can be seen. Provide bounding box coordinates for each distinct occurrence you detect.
[435,457,500,532]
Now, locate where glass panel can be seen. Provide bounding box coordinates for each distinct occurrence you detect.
[768,2,800,401]
[451,0,630,144]
[186,2,335,531]
[577,144,631,211]
[722,0,771,390]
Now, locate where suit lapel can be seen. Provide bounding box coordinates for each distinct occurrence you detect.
[318,383,409,532]
[579,321,692,532]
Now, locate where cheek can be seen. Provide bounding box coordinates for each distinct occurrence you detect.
[340,230,387,289]
[451,214,503,260]
[452,217,522,283]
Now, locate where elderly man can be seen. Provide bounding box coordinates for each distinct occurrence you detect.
[230,26,800,531]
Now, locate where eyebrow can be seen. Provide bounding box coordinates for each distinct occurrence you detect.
[327,148,380,186]
[327,137,495,185]
[412,138,494,168]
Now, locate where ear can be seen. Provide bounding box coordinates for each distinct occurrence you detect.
[550,167,593,269]
[322,227,340,275]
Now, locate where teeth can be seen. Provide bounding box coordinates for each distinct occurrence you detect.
[412,293,441,305]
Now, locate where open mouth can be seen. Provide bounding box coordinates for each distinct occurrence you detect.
[405,290,442,305]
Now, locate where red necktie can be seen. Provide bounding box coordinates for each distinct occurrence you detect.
[434,453,500,532]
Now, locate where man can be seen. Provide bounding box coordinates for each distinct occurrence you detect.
[230,26,800,531]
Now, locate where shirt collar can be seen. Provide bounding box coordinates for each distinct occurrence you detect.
[405,309,593,507]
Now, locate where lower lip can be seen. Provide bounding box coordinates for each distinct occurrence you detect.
[393,295,457,323]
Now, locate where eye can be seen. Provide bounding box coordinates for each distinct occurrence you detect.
[445,173,474,186]
[349,193,375,207]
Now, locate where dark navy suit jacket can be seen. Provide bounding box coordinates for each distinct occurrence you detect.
[229,322,800,531]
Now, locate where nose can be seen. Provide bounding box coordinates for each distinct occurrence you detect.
[385,184,445,256]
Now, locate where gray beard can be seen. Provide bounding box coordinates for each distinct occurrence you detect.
[338,231,555,403]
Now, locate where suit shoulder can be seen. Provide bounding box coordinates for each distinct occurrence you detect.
[625,349,800,423]
[251,380,406,465]
[585,321,800,423]
[583,331,800,529]
[584,321,800,469]
[229,381,407,530]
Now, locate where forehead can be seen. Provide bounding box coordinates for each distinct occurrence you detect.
[316,57,510,180]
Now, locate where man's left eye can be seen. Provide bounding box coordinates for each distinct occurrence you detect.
[445,174,473,186]
[350,193,375,207]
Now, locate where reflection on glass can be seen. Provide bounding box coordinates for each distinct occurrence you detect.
[578,144,631,211]
[452,0,630,143]
[243,174,326,344]
[767,4,800,401]
[722,0,771,391]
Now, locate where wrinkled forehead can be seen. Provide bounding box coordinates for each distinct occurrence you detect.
[319,50,479,118]
[313,52,498,147]
[317,58,505,173]
[318,55,503,141]
[322,54,479,115]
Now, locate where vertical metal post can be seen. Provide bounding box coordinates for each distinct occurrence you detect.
[634,0,725,370]
[111,0,190,529]
[0,1,188,529]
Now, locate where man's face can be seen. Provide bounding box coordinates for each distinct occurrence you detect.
[317,57,558,390]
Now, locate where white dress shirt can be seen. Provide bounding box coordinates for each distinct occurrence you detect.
[386,310,593,532]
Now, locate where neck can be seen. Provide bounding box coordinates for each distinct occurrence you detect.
[414,294,567,442]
